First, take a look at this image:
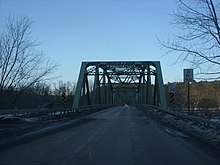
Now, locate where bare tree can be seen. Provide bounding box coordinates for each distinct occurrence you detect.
[160,0,220,80]
[0,16,57,107]
[53,80,76,96]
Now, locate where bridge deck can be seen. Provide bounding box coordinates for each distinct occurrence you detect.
[0,106,219,165]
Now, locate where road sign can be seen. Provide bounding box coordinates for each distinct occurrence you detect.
[184,69,193,82]
[169,93,175,107]
[60,92,67,105]
[168,83,176,93]
[183,69,193,115]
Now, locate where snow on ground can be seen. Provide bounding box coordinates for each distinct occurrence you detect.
[140,107,220,150]
[210,118,220,124]
[0,110,65,123]
[0,114,37,123]
[0,114,15,119]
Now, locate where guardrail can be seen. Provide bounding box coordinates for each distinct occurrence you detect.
[137,104,220,130]
[0,104,114,119]
[170,108,220,119]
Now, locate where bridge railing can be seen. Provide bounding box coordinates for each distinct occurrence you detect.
[137,104,220,130]
[0,104,115,120]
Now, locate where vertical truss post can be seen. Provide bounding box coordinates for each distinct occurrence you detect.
[138,88,141,104]
[105,75,109,104]
[82,76,86,105]
[102,71,106,104]
[137,74,143,104]
[94,66,101,104]
[112,91,115,104]
[85,75,91,105]
[106,75,113,104]
[154,62,167,110]
[153,76,157,106]
[72,62,88,107]
[106,80,110,104]
[92,73,96,104]
[109,83,113,104]
[146,65,152,104]
[142,70,147,104]
[135,89,139,104]
[110,85,113,104]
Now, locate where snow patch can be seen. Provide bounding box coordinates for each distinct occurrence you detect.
[165,128,189,138]
[140,106,220,150]
[210,118,220,124]
[0,114,35,123]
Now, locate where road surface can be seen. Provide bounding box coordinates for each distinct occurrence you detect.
[0,106,220,165]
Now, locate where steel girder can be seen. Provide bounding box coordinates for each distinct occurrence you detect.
[72,61,167,110]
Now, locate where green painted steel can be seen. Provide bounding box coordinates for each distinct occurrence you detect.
[72,61,167,110]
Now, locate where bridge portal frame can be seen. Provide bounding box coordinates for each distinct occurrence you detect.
[73,61,167,110]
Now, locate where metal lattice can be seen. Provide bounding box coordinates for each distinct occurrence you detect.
[73,61,167,109]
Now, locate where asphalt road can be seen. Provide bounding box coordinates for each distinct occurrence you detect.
[0,106,220,165]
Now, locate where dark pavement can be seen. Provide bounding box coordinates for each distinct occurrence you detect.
[0,106,219,165]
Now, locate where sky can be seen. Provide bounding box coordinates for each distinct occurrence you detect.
[0,0,191,83]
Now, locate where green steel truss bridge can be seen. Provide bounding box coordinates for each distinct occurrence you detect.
[73,61,167,109]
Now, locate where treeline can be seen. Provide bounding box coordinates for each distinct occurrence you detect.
[0,81,76,110]
[165,81,220,109]
[1,79,220,110]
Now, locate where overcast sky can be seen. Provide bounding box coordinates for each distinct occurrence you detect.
[0,0,191,83]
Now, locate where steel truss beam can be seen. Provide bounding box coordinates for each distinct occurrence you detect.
[72,61,167,109]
